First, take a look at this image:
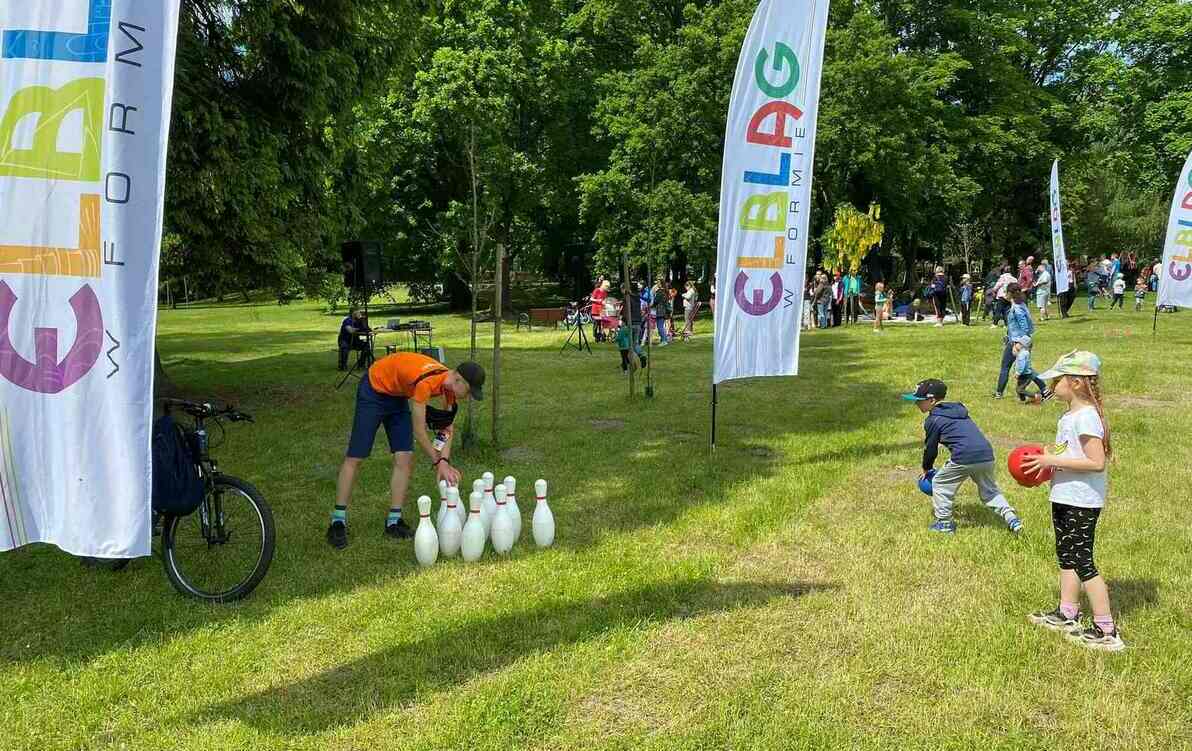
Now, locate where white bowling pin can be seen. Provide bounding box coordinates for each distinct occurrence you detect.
[473,478,490,535]
[461,490,487,562]
[449,486,466,527]
[503,476,522,543]
[439,490,463,557]
[482,472,497,529]
[414,495,439,567]
[491,484,515,554]
[436,480,449,526]
[532,479,555,548]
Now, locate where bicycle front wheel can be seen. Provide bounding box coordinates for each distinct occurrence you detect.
[161,475,275,603]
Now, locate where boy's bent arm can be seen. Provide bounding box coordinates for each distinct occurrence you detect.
[921,419,940,472]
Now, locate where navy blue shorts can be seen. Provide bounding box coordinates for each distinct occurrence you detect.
[346,375,413,458]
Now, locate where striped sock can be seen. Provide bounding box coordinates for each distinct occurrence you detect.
[1093,614,1115,634]
[387,509,402,527]
[1059,602,1080,620]
[331,505,347,526]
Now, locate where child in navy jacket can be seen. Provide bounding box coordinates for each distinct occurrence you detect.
[903,379,1023,535]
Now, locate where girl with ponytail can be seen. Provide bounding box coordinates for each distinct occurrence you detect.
[1021,351,1123,652]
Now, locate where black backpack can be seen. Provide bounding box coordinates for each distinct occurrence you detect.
[151,414,205,516]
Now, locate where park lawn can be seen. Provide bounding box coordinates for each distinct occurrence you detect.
[2,298,1191,751]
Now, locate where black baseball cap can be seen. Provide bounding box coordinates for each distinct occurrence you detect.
[901,378,947,402]
[456,361,486,401]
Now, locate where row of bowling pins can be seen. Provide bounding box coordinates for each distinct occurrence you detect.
[415,473,554,566]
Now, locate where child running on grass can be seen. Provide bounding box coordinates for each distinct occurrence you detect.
[614,322,646,375]
[1023,351,1123,651]
[902,379,1023,535]
[872,282,889,332]
[1134,275,1148,312]
[1012,335,1049,404]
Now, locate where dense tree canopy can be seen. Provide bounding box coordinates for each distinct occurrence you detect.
[162,0,1192,301]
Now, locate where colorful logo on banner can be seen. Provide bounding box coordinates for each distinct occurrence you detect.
[0,1,142,394]
[731,43,805,318]
[1168,167,1192,283]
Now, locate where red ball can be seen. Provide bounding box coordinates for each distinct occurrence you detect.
[1008,444,1054,487]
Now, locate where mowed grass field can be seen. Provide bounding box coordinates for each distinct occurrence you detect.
[2,297,1191,750]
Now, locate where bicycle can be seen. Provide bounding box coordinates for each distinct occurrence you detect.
[564,298,592,330]
[158,398,276,603]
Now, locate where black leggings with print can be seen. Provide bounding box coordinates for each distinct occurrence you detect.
[1052,503,1102,582]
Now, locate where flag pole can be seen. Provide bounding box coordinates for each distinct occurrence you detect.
[1153,300,1160,337]
[711,383,718,451]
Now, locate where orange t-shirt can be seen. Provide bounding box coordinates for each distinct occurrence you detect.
[368,353,455,405]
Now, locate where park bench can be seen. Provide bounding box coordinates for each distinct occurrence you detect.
[524,307,565,330]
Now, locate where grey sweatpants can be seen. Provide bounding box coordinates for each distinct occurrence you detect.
[931,460,1016,522]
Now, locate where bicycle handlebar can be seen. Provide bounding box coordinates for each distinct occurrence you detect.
[162,398,254,423]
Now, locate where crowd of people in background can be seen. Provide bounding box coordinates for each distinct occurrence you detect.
[577,248,1171,380]
[585,273,712,376]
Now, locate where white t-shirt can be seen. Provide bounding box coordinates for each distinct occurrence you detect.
[1113,278,1126,294]
[1050,406,1108,508]
[1036,269,1051,288]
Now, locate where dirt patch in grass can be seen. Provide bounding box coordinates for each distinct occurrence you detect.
[745,445,778,460]
[501,446,544,464]
[590,419,625,430]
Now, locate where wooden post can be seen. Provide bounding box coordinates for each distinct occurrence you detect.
[492,243,504,446]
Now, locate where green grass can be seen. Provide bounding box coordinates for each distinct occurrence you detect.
[3,298,1191,750]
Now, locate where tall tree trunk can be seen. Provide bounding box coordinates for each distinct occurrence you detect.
[491,244,504,446]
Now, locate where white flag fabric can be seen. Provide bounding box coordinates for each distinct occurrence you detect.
[1157,150,1192,309]
[713,0,830,385]
[0,2,182,557]
[1049,160,1070,295]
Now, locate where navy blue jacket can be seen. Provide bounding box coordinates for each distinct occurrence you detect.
[921,402,994,471]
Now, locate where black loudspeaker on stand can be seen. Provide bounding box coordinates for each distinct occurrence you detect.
[341,240,387,290]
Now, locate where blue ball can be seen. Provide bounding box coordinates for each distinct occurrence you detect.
[918,470,936,496]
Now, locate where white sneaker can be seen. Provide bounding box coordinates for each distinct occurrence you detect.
[1067,624,1126,652]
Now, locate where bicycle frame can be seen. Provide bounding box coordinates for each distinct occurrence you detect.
[186,414,231,547]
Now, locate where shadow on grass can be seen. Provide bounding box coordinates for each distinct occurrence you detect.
[1111,577,1159,617]
[952,504,1016,531]
[797,440,922,467]
[188,577,836,736]
[0,333,887,667]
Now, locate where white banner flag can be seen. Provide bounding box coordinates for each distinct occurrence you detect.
[1049,159,1070,295]
[0,1,182,557]
[713,0,830,385]
[1157,150,1192,309]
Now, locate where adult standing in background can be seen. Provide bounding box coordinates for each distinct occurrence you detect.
[1035,261,1052,321]
[959,274,974,326]
[1060,267,1076,318]
[680,281,700,340]
[710,273,717,318]
[991,265,1016,327]
[813,272,832,329]
[650,281,670,346]
[590,279,610,342]
[844,270,862,324]
[831,270,845,327]
[1018,258,1035,302]
[927,267,948,327]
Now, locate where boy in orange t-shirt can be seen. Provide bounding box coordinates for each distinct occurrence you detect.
[327,353,485,550]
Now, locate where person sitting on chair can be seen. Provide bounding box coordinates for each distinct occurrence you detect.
[338,309,372,371]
